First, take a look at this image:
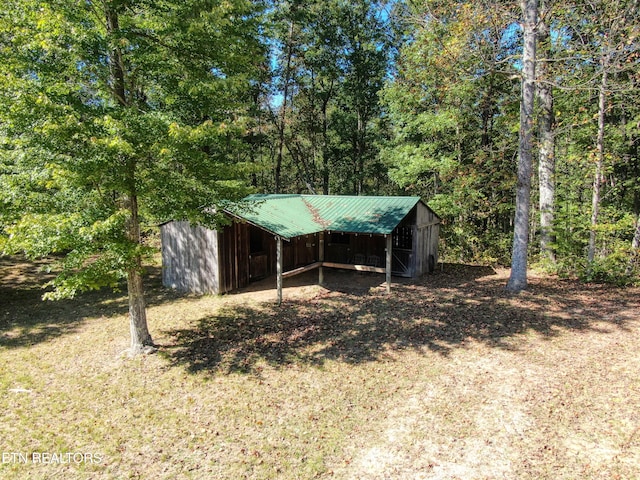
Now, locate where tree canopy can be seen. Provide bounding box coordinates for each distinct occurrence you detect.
[1,0,639,352]
[1,0,266,353]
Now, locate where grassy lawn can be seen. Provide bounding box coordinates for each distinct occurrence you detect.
[1,257,639,479]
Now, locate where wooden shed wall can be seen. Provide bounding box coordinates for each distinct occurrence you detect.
[218,221,250,293]
[413,203,440,277]
[161,221,221,294]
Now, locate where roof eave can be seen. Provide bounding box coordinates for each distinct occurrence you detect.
[222,209,293,241]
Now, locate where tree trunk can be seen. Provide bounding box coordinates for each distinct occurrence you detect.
[321,92,331,195]
[537,0,556,263]
[275,20,295,194]
[356,109,365,195]
[105,6,126,107]
[588,64,608,264]
[106,5,153,355]
[507,0,538,293]
[127,265,153,354]
[125,193,155,355]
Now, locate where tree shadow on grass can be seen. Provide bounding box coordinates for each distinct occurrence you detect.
[160,265,639,375]
[0,257,180,349]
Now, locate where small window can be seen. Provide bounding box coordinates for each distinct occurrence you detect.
[393,226,413,250]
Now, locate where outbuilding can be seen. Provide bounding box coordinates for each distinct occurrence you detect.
[161,194,440,302]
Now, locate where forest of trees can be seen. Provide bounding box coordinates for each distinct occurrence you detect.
[1,1,638,350]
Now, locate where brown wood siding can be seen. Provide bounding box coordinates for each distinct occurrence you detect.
[262,233,319,276]
[219,221,250,292]
[292,234,319,267]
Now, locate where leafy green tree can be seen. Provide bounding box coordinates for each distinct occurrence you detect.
[332,0,390,194]
[575,0,638,267]
[263,0,391,195]
[0,0,265,354]
[547,0,639,282]
[381,0,521,263]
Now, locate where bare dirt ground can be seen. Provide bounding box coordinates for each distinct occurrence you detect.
[1,258,639,479]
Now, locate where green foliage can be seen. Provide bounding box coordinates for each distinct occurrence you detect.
[379,0,639,279]
[551,243,639,287]
[546,209,639,286]
[258,0,392,195]
[380,0,520,265]
[4,213,83,258]
[0,0,267,300]
[2,0,639,291]
[578,252,638,287]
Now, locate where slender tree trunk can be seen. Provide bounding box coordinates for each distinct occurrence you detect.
[537,0,556,263]
[275,20,295,194]
[588,63,608,263]
[507,0,538,293]
[321,91,332,195]
[105,7,126,106]
[305,70,319,194]
[107,4,154,355]
[480,78,494,148]
[625,119,640,275]
[126,192,154,354]
[356,109,365,195]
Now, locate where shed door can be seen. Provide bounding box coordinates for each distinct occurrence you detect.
[392,226,413,277]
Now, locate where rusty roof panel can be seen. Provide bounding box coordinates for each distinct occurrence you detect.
[305,195,420,235]
[225,194,428,239]
[227,195,322,239]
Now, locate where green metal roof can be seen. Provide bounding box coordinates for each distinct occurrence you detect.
[224,194,428,239]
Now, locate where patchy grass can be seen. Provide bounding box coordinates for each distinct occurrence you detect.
[1,257,639,479]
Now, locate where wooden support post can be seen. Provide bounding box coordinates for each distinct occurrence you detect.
[318,232,325,285]
[276,236,283,305]
[386,234,392,294]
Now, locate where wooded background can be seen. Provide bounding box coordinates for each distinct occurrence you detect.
[1,0,638,301]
